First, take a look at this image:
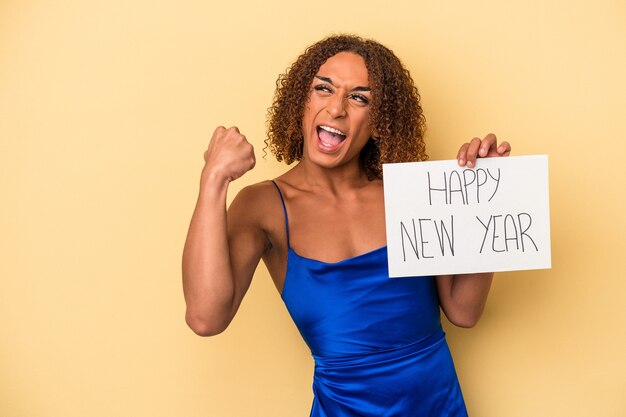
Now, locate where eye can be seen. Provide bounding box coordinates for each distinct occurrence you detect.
[313,84,333,94]
[348,93,370,105]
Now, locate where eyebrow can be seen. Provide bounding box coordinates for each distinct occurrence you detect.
[315,75,370,92]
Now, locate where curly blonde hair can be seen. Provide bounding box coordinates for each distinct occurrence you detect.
[266,34,427,180]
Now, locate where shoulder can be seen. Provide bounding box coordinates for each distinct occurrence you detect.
[232,180,281,209]
[228,180,284,229]
[227,179,289,256]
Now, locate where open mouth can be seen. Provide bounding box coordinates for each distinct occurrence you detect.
[317,125,347,151]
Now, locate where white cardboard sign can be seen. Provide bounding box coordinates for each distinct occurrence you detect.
[383,155,551,277]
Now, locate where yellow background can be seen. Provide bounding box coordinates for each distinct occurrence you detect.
[1,1,625,416]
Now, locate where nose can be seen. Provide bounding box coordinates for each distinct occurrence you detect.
[326,94,347,118]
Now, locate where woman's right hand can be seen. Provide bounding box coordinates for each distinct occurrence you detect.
[202,126,256,183]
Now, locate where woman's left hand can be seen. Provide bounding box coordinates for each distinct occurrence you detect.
[456,133,511,168]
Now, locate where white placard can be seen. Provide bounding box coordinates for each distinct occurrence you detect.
[383,155,551,277]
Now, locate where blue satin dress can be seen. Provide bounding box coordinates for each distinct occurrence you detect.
[272,181,468,417]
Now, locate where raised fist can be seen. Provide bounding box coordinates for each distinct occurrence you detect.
[202,126,256,183]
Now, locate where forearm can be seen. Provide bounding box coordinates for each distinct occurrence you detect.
[443,133,509,327]
[182,174,236,336]
[436,272,494,328]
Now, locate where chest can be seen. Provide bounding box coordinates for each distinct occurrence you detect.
[286,190,387,263]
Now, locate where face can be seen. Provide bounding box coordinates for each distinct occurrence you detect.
[301,52,375,170]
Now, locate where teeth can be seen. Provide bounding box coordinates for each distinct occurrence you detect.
[319,125,346,136]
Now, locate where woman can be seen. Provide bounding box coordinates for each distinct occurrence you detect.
[183,35,510,416]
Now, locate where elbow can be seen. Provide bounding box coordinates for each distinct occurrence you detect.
[449,316,480,329]
[445,310,483,329]
[185,310,231,337]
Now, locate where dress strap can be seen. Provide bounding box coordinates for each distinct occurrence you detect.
[271,180,291,248]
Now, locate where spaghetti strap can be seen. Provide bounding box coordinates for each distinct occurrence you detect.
[271,180,290,248]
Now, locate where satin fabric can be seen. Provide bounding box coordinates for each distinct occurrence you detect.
[272,181,467,417]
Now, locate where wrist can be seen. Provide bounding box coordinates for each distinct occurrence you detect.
[200,164,230,185]
[198,167,230,200]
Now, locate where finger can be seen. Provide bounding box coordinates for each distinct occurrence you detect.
[249,147,257,169]
[479,133,498,157]
[210,126,227,143]
[223,127,241,142]
[466,137,482,167]
[497,141,512,156]
[457,142,470,166]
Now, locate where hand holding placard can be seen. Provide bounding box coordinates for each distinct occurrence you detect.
[382,155,551,277]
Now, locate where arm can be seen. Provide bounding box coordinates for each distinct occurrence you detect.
[436,134,511,328]
[436,273,493,328]
[182,126,265,336]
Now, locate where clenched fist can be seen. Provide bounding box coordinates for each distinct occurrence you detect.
[202,126,256,183]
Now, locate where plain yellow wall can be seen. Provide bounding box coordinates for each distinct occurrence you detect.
[1,1,625,416]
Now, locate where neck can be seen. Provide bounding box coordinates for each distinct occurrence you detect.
[292,157,372,194]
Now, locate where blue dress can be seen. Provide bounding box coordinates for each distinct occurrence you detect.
[272,181,468,417]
